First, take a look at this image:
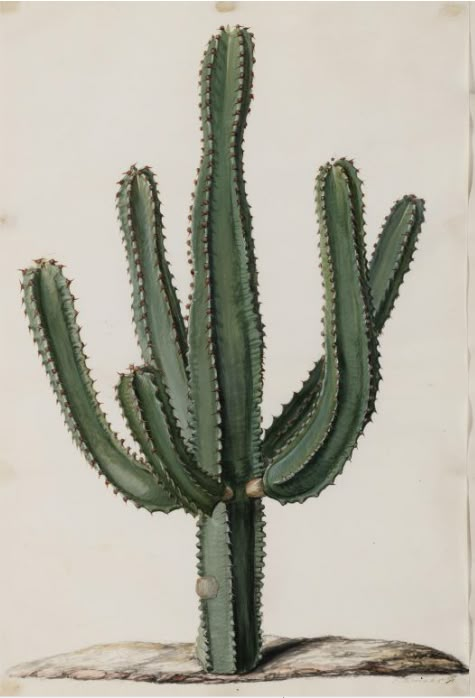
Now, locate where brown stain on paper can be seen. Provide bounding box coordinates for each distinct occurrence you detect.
[215,2,236,13]
[0,2,20,14]
[439,2,465,18]
[0,460,15,484]
[0,677,20,696]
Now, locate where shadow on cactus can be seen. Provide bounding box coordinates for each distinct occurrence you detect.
[21,26,425,676]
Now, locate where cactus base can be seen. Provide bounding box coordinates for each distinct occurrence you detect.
[8,636,467,684]
[196,498,265,673]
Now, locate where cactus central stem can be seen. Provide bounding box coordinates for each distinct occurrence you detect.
[196,493,265,674]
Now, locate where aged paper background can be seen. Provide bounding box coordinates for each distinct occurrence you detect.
[467,0,474,692]
[0,1,470,695]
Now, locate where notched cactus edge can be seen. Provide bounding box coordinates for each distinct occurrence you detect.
[21,25,425,676]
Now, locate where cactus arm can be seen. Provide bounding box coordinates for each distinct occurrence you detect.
[262,162,342,493]
[117,167,189,437]
[263,160,380,502]
[187,27,264,485]
[369,195,425,330]
[262,194,424,461]
[21,261,180,514]
[262,361,323,461]
[117,368,225,515]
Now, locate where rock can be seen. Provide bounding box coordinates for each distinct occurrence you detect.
[8,636,467,684]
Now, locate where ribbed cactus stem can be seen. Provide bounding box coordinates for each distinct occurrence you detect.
[21,261,179,513]
[196,498,265,673]
[189,25,266,674]
[262,194,425,461]
[117,368,225,515]
[116,166,190,438]
[263,160,380,502]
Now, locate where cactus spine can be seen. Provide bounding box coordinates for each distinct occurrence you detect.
[21,26,425,675]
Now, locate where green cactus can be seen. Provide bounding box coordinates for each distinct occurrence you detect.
[21,25,424,675]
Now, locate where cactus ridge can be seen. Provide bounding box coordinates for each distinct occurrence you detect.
[195,518,213,670]
[117,166,190,439]
[369,195,425,330]
[196,505,237,672]
[21,25,424,677]
[263,361,324,460]
[21,261,179,513]
[186,33,224,478]
[188,27,264,485]
[263,194,425,461]
[337,160,381,429]
[228,30,265,477]
[253,497,266,664]
[117,367,223,515]
[263,161,346,474]
[115,370,192,512]
[263,161,380,502]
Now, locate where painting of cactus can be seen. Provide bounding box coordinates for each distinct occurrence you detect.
[20,25,426,676]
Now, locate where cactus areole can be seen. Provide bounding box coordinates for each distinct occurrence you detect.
[21,26,425,675]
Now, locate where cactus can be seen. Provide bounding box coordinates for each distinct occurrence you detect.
[21,25,425,675]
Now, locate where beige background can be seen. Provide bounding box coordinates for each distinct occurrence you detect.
[467,0,474,690]
[0,1,470,695]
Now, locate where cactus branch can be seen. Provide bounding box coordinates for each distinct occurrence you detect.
[369,195,425,330]
[117,166,189,437]
[188,27,264,488]
[117,367,224,515]
[263,160,380,502]
[263,194,425,461]
[22,261,179,513]
[263,360,324,463]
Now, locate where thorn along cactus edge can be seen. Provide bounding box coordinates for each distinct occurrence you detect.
[21,26,424,675]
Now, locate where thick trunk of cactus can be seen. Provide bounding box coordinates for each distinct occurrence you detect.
[190,27,266,675]
[196,496,265,674]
